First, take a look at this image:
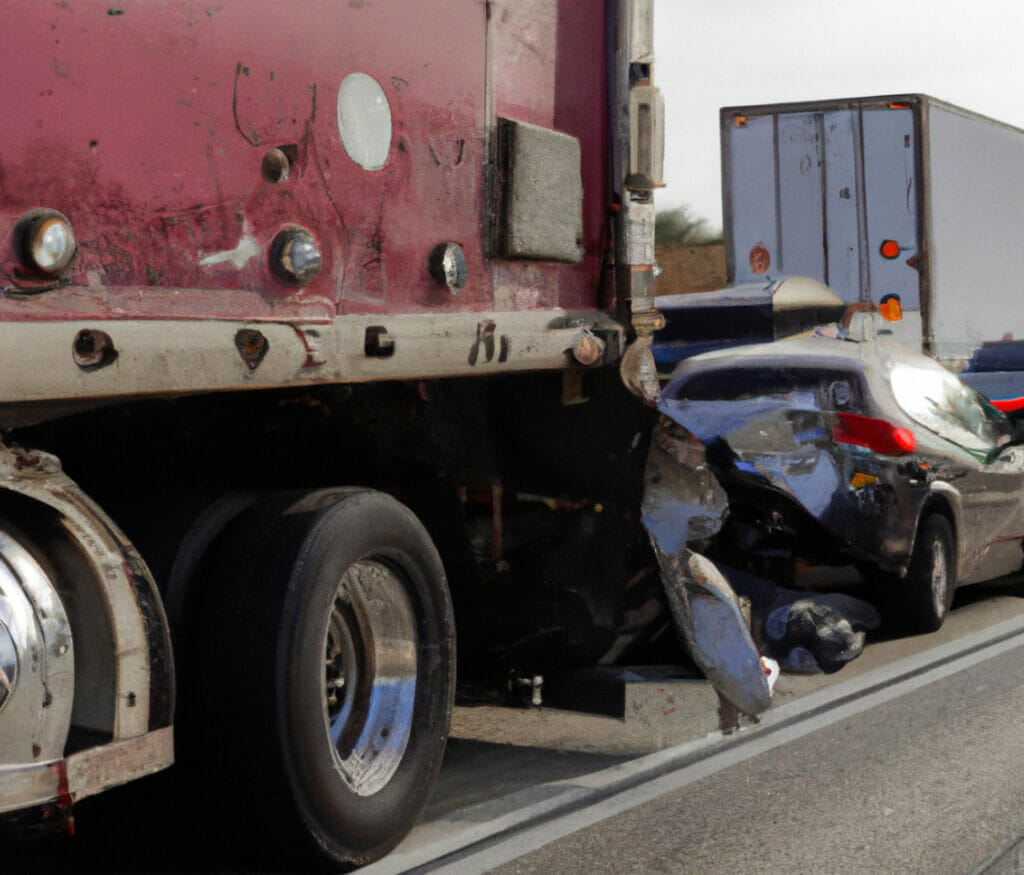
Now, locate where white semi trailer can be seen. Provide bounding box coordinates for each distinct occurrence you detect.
[720,94,1024,374]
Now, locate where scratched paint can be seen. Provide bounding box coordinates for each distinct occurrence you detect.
[489,0,609,311]
[1,0,610,322]
[198,224,262,270]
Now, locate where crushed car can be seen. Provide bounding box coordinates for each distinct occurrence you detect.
[644,332,1024,654]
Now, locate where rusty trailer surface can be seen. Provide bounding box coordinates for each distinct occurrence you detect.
[0,0,665,419]
[0,1,666,867]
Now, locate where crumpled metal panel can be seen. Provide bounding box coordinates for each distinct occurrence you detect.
[642,417,769,717]
[641,418,727,556]
[649,542,771,718]
[654,338,930,573]
[641,412,877,712]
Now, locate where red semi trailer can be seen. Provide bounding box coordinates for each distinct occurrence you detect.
[0,0,663,866]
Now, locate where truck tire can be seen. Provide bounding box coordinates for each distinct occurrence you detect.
[179,488,455,868]
[905,513,955,633]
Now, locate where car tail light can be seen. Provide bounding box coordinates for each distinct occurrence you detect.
[833,411,916,455]
[992,396,1024,413]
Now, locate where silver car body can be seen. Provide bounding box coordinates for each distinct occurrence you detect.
[647,335,1024,587]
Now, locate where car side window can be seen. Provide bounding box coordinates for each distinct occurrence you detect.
[890,364,1011,454]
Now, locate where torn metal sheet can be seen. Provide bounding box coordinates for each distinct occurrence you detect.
[643,412,769,716]
[649,540,771,718]
[641,418,727,556]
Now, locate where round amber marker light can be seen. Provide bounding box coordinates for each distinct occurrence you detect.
[880,239,901,259]
[879,294,902,322]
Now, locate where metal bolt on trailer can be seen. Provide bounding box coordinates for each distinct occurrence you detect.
[0,0,662,865]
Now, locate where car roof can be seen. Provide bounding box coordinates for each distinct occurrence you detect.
[666,334,952,376]
[660,335,955,405]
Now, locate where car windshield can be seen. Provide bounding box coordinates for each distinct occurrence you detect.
[890,364,1012,455]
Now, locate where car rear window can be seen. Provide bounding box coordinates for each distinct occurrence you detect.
[672,366,865,412]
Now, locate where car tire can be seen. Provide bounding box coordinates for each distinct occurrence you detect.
[905,513,955,633]
[179,488,456,868]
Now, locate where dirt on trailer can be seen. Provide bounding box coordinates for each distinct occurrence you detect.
[655,243,727,295]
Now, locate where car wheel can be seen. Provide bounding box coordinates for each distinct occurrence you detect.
[179,488,456,868]
[905,513,955,633]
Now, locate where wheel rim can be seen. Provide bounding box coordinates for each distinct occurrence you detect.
[323,559,418,797]
[929,534,949,618]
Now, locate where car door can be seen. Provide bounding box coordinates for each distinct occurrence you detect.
[889,361,1024,583]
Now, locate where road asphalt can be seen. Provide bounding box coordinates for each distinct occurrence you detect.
[378,579,1024,872]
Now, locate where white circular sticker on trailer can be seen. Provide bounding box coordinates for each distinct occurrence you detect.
[337,73,393,171]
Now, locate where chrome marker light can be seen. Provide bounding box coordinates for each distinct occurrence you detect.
[18,209,76,276]
[269,227,323,287]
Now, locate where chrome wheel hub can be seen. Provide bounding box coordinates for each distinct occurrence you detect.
[323,559,418,797]
[930,535,948,617]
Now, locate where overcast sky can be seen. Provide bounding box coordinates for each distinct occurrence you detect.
[654,0,1024,229]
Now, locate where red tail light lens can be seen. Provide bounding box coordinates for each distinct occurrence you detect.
[833,411,916,455]
[992,396,1024,413]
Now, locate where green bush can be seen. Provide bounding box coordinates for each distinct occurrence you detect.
[655,206,722,247]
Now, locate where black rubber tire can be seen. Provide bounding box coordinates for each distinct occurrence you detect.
[905,514,955,633]
[163,490,262,633]
[179,488,455,869]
